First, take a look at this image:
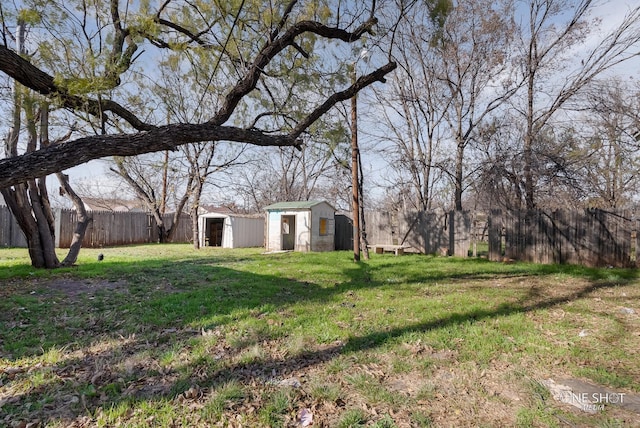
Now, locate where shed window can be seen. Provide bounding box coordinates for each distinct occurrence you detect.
[319,217,328,236]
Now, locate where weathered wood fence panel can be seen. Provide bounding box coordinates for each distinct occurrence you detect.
[450,211,473,257]
[161,213,193,244]
[398,210,449,254]
[55,209,192,248]
[488,209,636,267]
[0,205,28,247]
[488,210,502,261]
[364,210,466,255]
[360,208,636,267]
[364,211,397,246]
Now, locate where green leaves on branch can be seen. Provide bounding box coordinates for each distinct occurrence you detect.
[17,8,42,25]
[53,75,120,95]
[427,0,452,28]
[426,0,452,44]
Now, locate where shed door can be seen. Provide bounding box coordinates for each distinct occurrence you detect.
[282,215,296,250]
[209,218,224,246]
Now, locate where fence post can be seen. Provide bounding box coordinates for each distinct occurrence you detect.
[448,211,455,257]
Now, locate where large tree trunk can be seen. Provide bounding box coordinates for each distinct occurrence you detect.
[1,36,60,269]
[1,184,60,269]
[1,61,87,268]
[191,208,200,250]
[58,173,92,266]
[358,152,370,260]
[39,104,92,266]
[524,49,536,211]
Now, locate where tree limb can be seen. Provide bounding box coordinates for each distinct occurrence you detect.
[0,44,155,131]
[210,17,379,125]
[0,123,296,188]
[291,61,397,138]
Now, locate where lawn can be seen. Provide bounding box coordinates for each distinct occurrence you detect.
[0,244,639,427]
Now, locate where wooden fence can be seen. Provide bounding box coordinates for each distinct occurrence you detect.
[0,206,192,248]
[488,209,638,268]
[361,208,637,268]
[55,209,192,248]
[363,210,480,257]
[0,205,28,247]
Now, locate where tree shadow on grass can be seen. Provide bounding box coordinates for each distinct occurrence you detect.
[0,252,638,425]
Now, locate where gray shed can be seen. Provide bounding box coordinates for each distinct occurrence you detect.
[264,201,335,252]
[198,212,264,248]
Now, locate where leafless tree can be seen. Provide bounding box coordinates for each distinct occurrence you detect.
[436,0,521,211]
[371,4,452,212]
[575,78,640,209]
[517,0,640,209]
[232,125,349,211]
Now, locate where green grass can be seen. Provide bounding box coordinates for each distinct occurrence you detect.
[337,408,368,427]
[1,244,639,427]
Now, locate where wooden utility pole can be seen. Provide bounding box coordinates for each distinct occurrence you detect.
[351,64,360,262]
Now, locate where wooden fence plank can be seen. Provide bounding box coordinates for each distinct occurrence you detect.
[487,210,502,261]
[0,205,27,247]
[450,211,473,258]
[50,209,193,248]
[636,217,640,268]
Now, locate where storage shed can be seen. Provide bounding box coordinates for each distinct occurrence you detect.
[264,201,335,252]
[198,212,264,248]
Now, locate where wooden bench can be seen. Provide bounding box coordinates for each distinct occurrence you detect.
[367,244,409,256]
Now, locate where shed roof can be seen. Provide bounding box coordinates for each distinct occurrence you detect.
[199,212,263,219]
[264,200,335,211]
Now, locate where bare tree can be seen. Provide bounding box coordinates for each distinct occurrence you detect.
[435,0,521,211]
[374,0,522,212]
[474,114,586,211]
[372,4,452,212]
[233,126,349,211]
[517,0,640,209]
[184,141,245,249]
[576,78,640,208]
[111,153,191,243]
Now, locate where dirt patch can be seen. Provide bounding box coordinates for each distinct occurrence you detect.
[0,277,130,300]
[43,278,130,298]
[7,277,183,301]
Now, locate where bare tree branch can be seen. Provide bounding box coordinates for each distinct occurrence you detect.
[209,17,380,125]
[291,61,397,138]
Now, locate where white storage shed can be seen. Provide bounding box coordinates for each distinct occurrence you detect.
[198,213,264,248]
[264,201,335,252]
